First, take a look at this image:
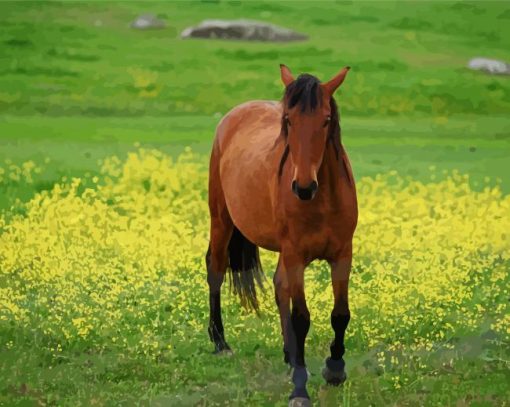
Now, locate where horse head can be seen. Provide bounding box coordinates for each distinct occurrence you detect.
[280,64,350,201]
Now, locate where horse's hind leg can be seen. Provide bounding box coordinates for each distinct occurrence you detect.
[206,219,232,353]
[207,149,234,353]
[273,257,291,364]
[323,245,352,385]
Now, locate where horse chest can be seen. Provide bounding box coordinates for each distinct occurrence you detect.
[280,207,356,260]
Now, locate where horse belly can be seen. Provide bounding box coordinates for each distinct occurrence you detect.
[214,100,283,251]
[220,142,281,251]
[221,158,279,251]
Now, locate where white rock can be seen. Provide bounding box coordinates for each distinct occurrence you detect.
[467,57,510,75]
[181,19,307,42]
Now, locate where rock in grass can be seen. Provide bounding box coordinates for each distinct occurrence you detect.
[181,19,308,42]
[131,14,166,30]
[467,57,510,75]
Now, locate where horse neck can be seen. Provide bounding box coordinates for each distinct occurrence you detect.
[318,140,342,195]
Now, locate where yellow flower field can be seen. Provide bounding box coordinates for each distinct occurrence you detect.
[1,148,509,404]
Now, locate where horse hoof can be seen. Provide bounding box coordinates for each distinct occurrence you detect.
[322,365,346,386]
[288,397,311,407]
[213,342,233,355]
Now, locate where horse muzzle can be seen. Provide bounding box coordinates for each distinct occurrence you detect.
[292,180,318,201]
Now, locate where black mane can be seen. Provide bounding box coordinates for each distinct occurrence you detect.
[285,74,323,112]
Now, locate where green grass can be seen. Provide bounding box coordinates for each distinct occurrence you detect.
[1,1,510,405]
[2,331,509,406]
[1,1,510,117]
[0,0,509,208]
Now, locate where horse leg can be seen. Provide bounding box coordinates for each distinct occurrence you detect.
[280,250,311,406]
[273,257,291,364]
[207,216,233,353]
[322,248,352,385]
[207,185,234,353]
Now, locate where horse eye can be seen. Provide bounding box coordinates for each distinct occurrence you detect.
[323,116,331,127]
[285,114,291,127]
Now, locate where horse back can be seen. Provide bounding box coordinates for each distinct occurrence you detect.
[214,100,282,154]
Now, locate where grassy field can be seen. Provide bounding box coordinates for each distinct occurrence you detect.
[1,1,509,406]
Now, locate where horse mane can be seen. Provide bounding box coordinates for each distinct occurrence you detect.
[278,74,341,179]
[286,74,323,113]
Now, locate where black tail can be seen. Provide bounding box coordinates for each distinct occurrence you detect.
[228,226,265,312]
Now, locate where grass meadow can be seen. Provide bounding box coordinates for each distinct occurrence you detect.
[1,1,509,406]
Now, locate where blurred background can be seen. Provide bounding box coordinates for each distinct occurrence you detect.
[1,0,509,209]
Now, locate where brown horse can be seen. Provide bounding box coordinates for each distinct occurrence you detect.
[206,64,357,406]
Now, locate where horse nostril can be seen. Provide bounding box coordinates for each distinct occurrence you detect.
[291,180,318,201]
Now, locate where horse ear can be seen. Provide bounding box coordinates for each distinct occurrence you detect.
[280,64,294,87]
[323,66,351,95]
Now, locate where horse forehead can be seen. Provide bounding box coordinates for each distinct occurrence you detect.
[290,107,329,122]
[287,99,330,116]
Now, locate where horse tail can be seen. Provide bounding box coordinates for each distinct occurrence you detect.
[228,226,265,313]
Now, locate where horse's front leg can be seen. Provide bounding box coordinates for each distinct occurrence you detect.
[278,249,311,407]
[323,246,352,385]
